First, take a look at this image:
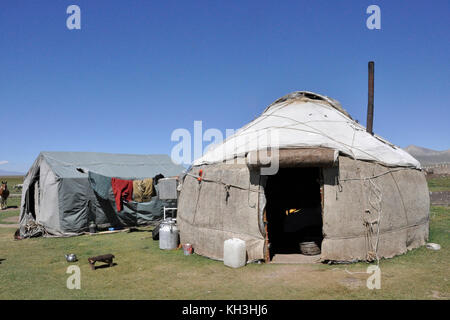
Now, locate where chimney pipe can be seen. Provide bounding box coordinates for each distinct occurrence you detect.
[366,61,374,135]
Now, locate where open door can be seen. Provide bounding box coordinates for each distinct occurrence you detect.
[24,167,40,221]
[264,167,323,262]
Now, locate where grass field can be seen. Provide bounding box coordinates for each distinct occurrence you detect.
[0,176,448,300]
[0,176,22,225]
[0,176,24,190]
[428,175,450,192]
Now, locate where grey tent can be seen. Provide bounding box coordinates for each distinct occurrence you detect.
[19,151,185,237]
[178,91,430,263]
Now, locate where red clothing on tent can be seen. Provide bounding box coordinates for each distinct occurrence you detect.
[111,178,133,212]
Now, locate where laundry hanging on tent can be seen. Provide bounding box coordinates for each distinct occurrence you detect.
[133,178,154,203]
[88,171,112,199]
[111,178,133,212]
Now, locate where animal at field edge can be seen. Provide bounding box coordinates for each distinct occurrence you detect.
[0,181,10,210]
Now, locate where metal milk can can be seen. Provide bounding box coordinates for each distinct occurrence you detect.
[159,218,179,250]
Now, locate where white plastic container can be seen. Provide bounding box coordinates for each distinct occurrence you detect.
[223,238,246,268]
[426,243,441,250]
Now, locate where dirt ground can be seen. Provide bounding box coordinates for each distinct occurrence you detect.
[0,215,19,228]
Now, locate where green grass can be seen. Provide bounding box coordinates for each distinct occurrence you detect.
[0,176,22,224]
[0,209,20,224]
[0,176,24,192]
[0,206,448,300]
[428,176,450,192]
[0,191,20,224]
[0,176,448,300]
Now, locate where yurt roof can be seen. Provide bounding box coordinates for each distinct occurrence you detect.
[193,91,421,169]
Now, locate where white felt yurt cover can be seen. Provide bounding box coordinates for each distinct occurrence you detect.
[193,91,420,169]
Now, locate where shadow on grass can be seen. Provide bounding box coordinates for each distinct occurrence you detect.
[92,262,118,270]
[127,228,149,233]
[0,206,18,211]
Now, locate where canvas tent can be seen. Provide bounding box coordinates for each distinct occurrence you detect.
[178,91,429,263]
[19,152,185,237]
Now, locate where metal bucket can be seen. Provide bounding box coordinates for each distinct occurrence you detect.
[182,243,193,255]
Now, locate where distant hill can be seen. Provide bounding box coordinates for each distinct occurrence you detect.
[404,145,450,166]
[0,169,25,176]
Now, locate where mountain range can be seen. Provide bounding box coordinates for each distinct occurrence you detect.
[0,169,25,176]
[404,145,450,166]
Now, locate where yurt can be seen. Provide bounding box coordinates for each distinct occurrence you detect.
[177,91,429,263]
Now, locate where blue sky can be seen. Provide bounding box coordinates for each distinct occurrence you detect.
[1,0,449,172]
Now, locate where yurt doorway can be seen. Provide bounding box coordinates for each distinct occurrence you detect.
[264,167,323,262]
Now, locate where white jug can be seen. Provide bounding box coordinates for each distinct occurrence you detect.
[223,238,246,268]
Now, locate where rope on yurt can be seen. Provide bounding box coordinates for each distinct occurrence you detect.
[364,178,382,264]
[338,167,410,183]
[338,168,409,265]
[185,172,263,194]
